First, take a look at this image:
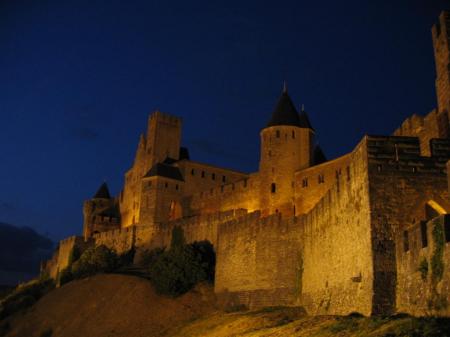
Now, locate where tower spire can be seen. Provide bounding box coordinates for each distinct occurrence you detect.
[283,81,287,93]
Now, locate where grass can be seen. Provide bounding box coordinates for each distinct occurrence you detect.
[167,307,450,337]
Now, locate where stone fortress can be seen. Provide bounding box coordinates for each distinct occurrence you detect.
[44,11,450,316]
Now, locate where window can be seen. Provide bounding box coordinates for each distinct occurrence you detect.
[302,178,308,187]
[243,179,247,188]
[191,169,195,175]
[201,171,205,178]
[420,221,428,248]
[165,182,168,188]
[276,130,280,138]
[346,166,351,181]
[292,131,295,139]
[271,183,276,193]
[318,174,325,184]
[403,230,409,252]
[175,184,179,190]
[222,176,226,183]
[212,173,216,180]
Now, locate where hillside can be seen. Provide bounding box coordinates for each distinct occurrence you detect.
[2,274,217,337]
[2,274,450,337]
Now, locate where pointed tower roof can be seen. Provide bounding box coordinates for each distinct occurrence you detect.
[298,106,314,130]
[93,182,111,199]
[266,86,301,128]
[313,145,327,165]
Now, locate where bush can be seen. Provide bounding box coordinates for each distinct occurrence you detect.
[191,241,216,283]
[71,245,119,279]
[118,247,136,267]
[0,279,54,319]
[148,244,206,297]
[139,247,165,267]
[147,228,216,297]
[59,267,73,286]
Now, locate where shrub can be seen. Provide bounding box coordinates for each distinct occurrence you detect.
[118,247,136,267]
[71,245,119,279]
[139,247,165,267]
[190,241,216,283]
[147,227,216,297]
[148,244,206,297]
[59,267,73,286]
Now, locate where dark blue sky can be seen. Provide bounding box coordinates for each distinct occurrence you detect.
[0,0,448,241]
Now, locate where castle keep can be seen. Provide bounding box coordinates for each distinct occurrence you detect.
[44,12,450,316]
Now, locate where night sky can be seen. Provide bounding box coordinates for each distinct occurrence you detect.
[0,0,448,241]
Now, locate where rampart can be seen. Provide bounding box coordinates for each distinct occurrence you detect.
[42,236,93,280]
[215,211,302,309]
[366,135,450,314]
[396,215,450,316]
[298,138,373,315]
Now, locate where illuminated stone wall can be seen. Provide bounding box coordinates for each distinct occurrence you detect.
[366,135,450,314]
[299,139,373,316]
[396,215,450,317]
[215,212,302,309]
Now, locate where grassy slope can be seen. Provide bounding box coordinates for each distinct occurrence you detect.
[169,308,450,337]
[2,274,450,337]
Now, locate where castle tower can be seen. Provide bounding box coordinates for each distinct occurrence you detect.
[120,111,182,227]
[432,11,450,137]
[259,87,314,216]
[146,111,182,168]
[139,163,184,225]
[83,182,119,239]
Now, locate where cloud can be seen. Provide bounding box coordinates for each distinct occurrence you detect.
[72,127,99,141]
[0,223,54,279]
[0,201,15,212]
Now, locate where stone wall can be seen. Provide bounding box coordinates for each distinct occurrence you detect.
[294,153,351,214]
[433,11,450,118]
[215,211,302,309]
[367,135,450,314]
[299,138,374,316]
[187,174,259,216]
[43,236,93,280]
[392,110,448,156]
[396,215,450,316]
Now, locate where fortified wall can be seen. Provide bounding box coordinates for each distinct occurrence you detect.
[396,215,450,317]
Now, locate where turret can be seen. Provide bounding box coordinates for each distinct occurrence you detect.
[83,182,120,239]
[259,86,314,216]
[432,11,450,137]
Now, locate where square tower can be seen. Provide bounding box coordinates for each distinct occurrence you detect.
[432,11,450,120]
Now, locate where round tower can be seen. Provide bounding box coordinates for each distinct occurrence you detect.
[259,86,314,216]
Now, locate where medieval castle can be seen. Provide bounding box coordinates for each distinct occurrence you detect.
[44,11,450,316]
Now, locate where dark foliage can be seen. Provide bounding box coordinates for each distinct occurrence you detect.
[118,247,135,267]
[147,227,216,297]
[139,247,165,267]
[190,241,216,283]
[70,245,119,279]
